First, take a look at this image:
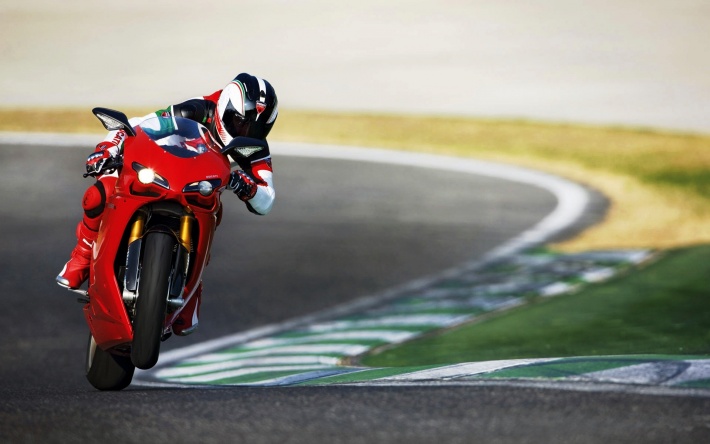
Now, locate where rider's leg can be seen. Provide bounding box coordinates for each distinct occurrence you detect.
[56,177,116,289]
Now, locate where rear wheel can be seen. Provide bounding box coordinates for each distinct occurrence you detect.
[85,334,135,391]
[131,232,174,370]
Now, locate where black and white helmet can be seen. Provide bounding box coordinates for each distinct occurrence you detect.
[215,73,278,146]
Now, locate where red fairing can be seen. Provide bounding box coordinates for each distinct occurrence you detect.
[84,121,231,351]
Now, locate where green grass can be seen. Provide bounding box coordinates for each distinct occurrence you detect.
[362,245,710,367]
[2,107,709,365]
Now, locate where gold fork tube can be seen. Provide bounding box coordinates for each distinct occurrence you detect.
[179,214,193,251]
[128,213,146,244]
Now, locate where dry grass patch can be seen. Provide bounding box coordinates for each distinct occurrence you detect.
[273,111,710,251]
[0,108,153,135]
[3,108,709,251]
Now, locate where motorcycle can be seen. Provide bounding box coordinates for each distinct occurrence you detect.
[67,108,264,390]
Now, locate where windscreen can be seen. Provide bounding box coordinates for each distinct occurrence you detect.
[138,116,222,158]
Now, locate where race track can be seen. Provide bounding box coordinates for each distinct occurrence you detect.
[1,138,708,443]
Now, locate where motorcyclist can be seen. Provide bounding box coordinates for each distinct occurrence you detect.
[56,73,278,336]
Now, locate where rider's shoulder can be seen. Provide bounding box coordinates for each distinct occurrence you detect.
[170,97,217,123]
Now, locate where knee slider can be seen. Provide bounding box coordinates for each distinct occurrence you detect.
[82,181,107,219]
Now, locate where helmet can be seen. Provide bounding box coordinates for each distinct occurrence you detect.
[215,73,278,145]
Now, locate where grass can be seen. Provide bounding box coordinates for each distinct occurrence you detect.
[273,111,710,251]
[3,107,710,250]
[363,245,710,366]
[3,106,709,363]
[6,106,707,250]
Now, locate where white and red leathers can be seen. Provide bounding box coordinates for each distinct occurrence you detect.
[57,82,277,336]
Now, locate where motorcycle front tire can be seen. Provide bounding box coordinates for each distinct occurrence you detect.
[131,231,174,370]
[86,334,135,391]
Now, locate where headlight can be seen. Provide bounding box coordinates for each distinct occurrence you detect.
[132,162,170,189]
[183,179,222,196]
[137,168,155,185]
[198,181,213,196]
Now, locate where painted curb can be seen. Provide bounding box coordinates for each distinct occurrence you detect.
[138,248,710,395]
[9,132,703,394]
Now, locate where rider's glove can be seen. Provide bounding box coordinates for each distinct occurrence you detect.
[228,170,257,201]
[86,151,113,176]
[86,143,120,176]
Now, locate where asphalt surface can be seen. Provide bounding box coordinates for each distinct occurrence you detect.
[1,142,708,443]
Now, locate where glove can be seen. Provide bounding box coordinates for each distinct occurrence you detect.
[85,151,112,176]
[228,170,257,201]
[85,143,120,176]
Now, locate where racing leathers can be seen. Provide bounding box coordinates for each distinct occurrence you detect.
[56,90,276,336]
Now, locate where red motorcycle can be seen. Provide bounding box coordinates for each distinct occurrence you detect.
[71,108,262,390]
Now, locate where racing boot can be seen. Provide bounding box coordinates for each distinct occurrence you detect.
[56,221,98,289]
[173,283,202,336]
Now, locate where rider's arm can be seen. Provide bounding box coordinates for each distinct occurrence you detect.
[170,99,215,126]
[88,111,157,175]
[245,157,275,215]
[93,112,156,154]
[230,146,275,216]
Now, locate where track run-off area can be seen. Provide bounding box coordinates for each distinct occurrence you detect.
[112,140,706,397]
[2,133,709,444]
[4,132,709,395]
[142,248,710,396]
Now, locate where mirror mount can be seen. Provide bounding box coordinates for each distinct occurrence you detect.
[92,107,136,137]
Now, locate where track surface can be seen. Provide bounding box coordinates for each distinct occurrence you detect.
[1,141,708,443]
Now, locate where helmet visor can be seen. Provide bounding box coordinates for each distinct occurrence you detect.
[223,106,253,138]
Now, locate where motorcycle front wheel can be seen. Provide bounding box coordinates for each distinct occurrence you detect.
[131,231,174,370]
[86,334,135,391]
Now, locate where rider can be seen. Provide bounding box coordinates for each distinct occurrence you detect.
[56,73,278,336]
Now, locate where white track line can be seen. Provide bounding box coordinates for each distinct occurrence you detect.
[156,141,589,367]
[1,133,591,376]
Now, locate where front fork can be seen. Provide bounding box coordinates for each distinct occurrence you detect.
[122,210,194,313]
[169,212,193,309]
[122,212,146,302]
